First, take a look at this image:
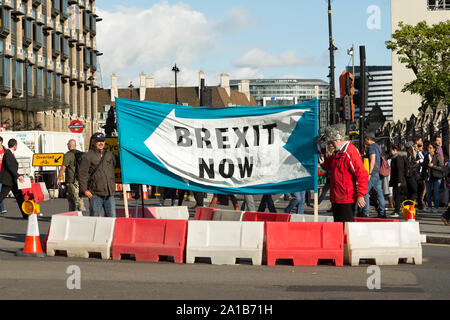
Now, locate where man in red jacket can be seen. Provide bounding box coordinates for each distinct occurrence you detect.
[319,124,369,222]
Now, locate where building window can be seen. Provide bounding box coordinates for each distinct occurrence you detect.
[15,61,23,90]
[0,55,11,87]
[36,68,43,96]
[26,64,32,94]
[46,71,53,98]
[1,8,11,30]
[55,74,61,97]
[427,0,450,10]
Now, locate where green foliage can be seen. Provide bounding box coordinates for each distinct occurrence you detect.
[386,20,450,111]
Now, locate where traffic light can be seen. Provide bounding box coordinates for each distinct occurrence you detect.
[339,71,354,121]
[354,74,369,109]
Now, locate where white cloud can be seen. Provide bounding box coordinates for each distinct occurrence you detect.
[233,48,315,69]
[96,2,259,88]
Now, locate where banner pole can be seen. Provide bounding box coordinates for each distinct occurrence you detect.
[123,184,129,218]
[314,192,319,222]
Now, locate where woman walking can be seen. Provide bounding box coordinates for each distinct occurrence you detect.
[422,144,444,213]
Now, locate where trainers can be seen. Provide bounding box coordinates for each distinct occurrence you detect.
[432,208,439,213]
[0,210,7,215]
[376,214,386,219]
[390,212,400,218]
[442,216,449,226]
[425,208,433,213]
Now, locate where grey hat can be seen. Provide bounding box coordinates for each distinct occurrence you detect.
[324,124,346,141]
[365,132,376,139]
[405,141,414,149]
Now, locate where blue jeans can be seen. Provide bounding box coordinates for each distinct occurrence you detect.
[284,191,306,214]
[426,179,441,210]
[89,195,116,217]
[0,184,5,212]
[318,182,330,204]
[363,173,386,216]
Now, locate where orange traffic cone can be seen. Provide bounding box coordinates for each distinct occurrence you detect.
[115,184,122,192]
[142,185,149,200]
[16,201,45,257]
[407,205,416,222]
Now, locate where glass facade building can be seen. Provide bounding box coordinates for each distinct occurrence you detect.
[0,0,101,142]
[229,78,329,107]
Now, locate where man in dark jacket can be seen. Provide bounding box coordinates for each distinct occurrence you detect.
[389,144,408,216]
[79,132,116,217]
[0,139,27,219]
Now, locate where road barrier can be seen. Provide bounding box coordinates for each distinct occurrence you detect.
[116,207,154,218]
[289,214,334,222]
[354,217,400,222]
[193,207,216,220]
[46,215,116,259]
[265,222,344,266]
[344,222,423,266]
[149,206,190,220]
[42,211,83,252]
[112,218,188,263]
[38,182,49,201]
[243,211,291,222]
[186,221,264,265]
[212,209,244,221]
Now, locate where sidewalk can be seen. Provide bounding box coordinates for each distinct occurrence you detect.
[298,198,450,245]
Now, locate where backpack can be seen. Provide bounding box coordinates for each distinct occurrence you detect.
[378,156,391,177]
[71,150,84,183]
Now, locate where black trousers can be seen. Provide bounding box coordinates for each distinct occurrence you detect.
[393,184,407,213]
[178,189,204,206]
[0,183,27,218]
[257,195,276,213]
[331,203,356,223]
[406,177,418,204]
[417,179,426,208]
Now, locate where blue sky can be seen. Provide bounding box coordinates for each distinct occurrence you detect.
[95,0,392,89]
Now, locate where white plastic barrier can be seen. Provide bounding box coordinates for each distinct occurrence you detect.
[149,206,189,220]
[344,222,422,266]
[290,214,334,222]
[212,209,244,221]
[186,221,264,265]
[46,215,116,259]
[39,182,50,201]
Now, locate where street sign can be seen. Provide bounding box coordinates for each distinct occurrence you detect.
[32,153,64,167]
[69,120,85,133]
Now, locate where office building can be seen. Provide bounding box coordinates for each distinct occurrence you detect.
[0,0,101,146]
[391,0,449,121]
[347,65,393,122]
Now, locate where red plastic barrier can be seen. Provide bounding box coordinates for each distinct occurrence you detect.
[31,183,45,202]
[112,218,188,263]
[116,207,155,218]
[43,211,83,252]
[243,211,291,222]
[193,207,215,220]
[354,217,400,222]
[265,222,344,266]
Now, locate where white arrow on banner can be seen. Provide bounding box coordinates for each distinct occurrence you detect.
[144,109,311,188]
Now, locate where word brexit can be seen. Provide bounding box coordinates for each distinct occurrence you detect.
[144,108,311,188]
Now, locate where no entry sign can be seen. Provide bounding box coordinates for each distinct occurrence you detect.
[69,120,85,133]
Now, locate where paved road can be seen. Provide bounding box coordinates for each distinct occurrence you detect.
[0,195,449,301]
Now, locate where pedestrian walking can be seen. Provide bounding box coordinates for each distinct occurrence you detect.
[160,187,177,206]
[405,141,420,203]
[56,139,86,212]
[362,133,386,218]
[209,194,239,210]
[389,144,408,216]
[284,191,306,214]
[414,137,426,210]
[422,143,444,213]
[319,124,368,222]
[78,132,117,217]
[0,136,7,214]
[257,194,277,212]
[0,139,28,219]
[240,195,256,212]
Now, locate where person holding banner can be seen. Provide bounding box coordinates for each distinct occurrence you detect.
[319,124,368,222]
[79,132,117,217]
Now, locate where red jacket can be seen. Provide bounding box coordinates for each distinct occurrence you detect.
[320,141,368,204]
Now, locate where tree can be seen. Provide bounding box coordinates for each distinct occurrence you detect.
[386,20,450,112]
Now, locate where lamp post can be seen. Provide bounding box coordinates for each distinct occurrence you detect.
[171,64,180,104]
[327,0,337,125]
[347,44,355,77]
[128,81,134,99]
